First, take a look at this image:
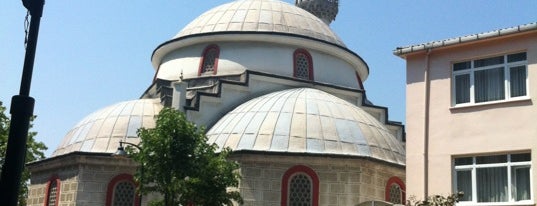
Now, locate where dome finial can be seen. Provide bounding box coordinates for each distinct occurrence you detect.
[295,0,339,25]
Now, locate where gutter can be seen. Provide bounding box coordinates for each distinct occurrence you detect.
[394,22,537,57]
[423,48,432,199]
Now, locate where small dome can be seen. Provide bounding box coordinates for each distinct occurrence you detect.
[52,99,163,157]
[174,0,345,47]
[206,88,405,165]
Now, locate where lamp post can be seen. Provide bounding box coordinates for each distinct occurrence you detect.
[114,141,144,206]
[0,0,44,205]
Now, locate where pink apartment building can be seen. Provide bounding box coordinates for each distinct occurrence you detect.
[395,22,537,205]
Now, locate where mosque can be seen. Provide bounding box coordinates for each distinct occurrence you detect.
[26,0,406,205]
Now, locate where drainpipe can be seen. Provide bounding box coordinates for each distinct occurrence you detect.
[423,48,432,199]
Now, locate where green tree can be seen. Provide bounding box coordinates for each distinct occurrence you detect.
[406,192,464,206]
[0,101,48,205]
[131,107,242,206]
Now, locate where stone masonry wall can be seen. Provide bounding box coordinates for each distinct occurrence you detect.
[27,153,137,206]
[232,154,405,206]
[27,164,79,206]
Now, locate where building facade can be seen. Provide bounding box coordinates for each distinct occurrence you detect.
[395,22,537,205]
[27,0,406,205]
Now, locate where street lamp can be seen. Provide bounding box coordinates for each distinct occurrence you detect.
[0,0,45,205]
[114,141,144,206]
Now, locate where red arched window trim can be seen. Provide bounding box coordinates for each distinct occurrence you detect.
[198,44,220,76]
[44,175,61,206]
[385,176,406,204]
[281,165,319,206]
[106,173,140,206]
[293,49,314,80]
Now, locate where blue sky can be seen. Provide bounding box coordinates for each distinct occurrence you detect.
[2,0,536,156]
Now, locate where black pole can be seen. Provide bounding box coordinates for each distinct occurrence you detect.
[0,0,44,205]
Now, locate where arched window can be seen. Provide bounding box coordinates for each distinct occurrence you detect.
[106,174,139,206]
[385,176,406,204]
[281,165,319,206]
[293,49,314,80]
[45,176,61,206]
[198,44,220,75]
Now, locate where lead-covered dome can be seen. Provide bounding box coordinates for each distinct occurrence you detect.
[206,88,405,165]
[52,99,163,157]
[174,0,345,47]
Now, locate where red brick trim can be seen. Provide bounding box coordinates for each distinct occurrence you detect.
[44,175,61,206]
[198,44,220,76]
[385,176,406,203]
[293,49,314,80]
[106,173,140,206]
[281,165,319,206]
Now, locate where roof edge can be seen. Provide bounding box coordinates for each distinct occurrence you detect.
[393,22,537,57]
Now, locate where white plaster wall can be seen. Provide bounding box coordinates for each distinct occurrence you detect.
[184,73,364,129]
[156,41,360,89]
[405,32,537,200]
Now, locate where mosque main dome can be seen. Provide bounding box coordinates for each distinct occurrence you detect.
[206,88,405,165]
[173,0,345,47]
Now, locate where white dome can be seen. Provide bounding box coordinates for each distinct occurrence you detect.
[174,0,345,47]
[52,99,163,157]
[206,88,405,165]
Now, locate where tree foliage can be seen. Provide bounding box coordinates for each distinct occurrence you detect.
[406,192,464,206]
[131,107,242,206]
[0,101,48,205]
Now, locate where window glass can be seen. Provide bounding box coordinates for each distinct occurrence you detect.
[474,67,505,103]
[508,52,527,62]
[201,48,218,74]
[454,153,531,203]
[295,53,310,79]
[389,184,402,204]
[475,56,504,68]
[456,170,472,201]
[476,155,507,164]
[455,157,473,165]
[289,174,312,205]
[477,167,508,202]
[511,153,531,162]
[47,181,58,206]
[113,181,136,206]
[293,49,313,81]
[452,52,527,105]
[454,61,471,71]
[512,167,531,201]
[510,66,527,97]
[455,74,471,104]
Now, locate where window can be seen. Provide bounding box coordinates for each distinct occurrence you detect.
[281,165,319,206]
[198,44,219,75]
[294,49,314,80]
[454,153,532,204]
[385,176,406,204]
[106,174,139,206]
[45,176,61,206]
[452,52,527,105]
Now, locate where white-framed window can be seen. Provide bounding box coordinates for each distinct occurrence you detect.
[452,52,528,106]
[453,153,532,204]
